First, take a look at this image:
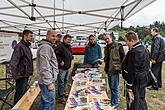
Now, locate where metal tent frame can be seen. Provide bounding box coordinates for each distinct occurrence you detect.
[0,0,156,36]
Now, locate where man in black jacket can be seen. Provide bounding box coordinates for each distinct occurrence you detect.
[149,27,164,90]
[122,31,150,110]
[56,34,72,103]
[10,30,33,104]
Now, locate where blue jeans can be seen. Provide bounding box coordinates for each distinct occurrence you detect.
[58,69,69,100]
[108,73,119,107]
[39,82,56,110]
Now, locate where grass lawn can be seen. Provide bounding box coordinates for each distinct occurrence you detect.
[0,56,165,110]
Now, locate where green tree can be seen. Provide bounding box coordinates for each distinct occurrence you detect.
[118,36,124,41]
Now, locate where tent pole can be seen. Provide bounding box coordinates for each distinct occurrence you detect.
[7,0,31,18]
[62,0,65,33]
[53,0,56,29]
[120,6,125,29]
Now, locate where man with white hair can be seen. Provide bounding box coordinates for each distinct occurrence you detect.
[103,33,125,109]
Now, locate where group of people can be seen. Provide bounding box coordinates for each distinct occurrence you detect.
[10,29,73,110]
[9,27,164,110]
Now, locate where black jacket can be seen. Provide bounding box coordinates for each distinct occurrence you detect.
[56,42,72,70]
[10,40,33,80]
[151,34,165,62]
[122,42,150,87]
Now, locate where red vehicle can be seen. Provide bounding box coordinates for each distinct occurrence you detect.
[71,40,87,55]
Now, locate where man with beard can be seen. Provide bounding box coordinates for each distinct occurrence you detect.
[56,34,73,104]
[84,35,102,68]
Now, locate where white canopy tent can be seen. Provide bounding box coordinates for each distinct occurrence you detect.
[0,0,156,36]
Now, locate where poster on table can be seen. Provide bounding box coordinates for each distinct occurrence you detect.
[0,32,18,62]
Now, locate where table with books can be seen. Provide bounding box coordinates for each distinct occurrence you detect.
[65,68,113,110]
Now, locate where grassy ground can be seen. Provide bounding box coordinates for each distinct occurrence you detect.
[0,56,165,110]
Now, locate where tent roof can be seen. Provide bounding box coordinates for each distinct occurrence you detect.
[0,0,156,36]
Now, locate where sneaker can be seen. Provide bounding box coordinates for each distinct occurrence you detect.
[112,105,118,110]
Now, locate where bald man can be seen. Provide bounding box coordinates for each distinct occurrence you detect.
[37,29,59,110]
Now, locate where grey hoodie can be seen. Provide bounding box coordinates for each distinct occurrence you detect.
[37,39,59,85]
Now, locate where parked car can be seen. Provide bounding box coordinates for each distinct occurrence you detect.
[71,40,87,55]
[97,40,106,46]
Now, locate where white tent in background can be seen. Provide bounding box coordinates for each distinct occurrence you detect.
[0,0,157,36]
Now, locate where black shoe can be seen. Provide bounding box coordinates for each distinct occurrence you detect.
[58,98,66,104]
[147,87,158,90]
[158,85,162,88]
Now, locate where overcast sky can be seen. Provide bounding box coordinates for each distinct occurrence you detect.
[124,0,164,27]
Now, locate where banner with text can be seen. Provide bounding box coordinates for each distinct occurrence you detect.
[0,32,18,62]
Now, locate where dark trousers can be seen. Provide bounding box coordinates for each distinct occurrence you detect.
[14,77,29,105]
[151,62,163,89]
[127,85,148,110]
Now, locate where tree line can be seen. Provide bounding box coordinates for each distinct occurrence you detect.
[98,21,165,43]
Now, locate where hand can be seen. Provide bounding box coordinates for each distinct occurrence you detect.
[98,59,102,65]
[48,83,55,90]
[126,88,134,108]
[60,61,64,66]
[151,59,156,64]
